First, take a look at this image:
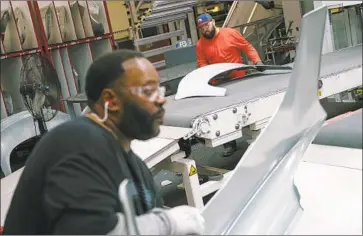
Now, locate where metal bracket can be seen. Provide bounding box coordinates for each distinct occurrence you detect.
[183,116,211,140]
[240,105,252,126]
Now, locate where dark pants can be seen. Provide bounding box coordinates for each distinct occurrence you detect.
[222,140,237,157]
[223,140,237,149]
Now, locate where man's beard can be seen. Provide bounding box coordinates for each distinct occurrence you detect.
[117,101,164,141]
[202,26,216,39]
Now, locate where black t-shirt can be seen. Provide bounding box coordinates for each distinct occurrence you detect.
[3,117,164,235]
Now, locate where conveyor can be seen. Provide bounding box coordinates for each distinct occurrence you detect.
[163,44,362,147]
[65,44,362,147]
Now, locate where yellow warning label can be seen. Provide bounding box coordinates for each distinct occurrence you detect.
[189,165,197,176]
[318,90,322,97]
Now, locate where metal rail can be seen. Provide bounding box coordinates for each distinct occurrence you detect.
[142,7,193,21]
[142,45,175,58]
[138,14,187,29]
[150,0,196,14]
[134,30,185,46]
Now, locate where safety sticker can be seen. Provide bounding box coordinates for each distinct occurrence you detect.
[189,165,197,176]
[318,90,322,97]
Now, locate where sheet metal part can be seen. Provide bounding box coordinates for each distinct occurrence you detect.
[1,111,70,176]
[163,44,362,128]
[202,6,328,234]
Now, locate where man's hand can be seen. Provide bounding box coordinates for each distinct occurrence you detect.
[164,205,205,235]
[110,205,205,235]
[255,61,266,72]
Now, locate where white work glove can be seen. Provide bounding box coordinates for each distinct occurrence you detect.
[163,205,205,235]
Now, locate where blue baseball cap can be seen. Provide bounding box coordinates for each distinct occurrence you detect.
[196,13,213,28]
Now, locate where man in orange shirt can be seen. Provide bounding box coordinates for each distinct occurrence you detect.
[196,13,265,157]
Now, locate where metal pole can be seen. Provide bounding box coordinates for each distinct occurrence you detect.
[187,12,198,44]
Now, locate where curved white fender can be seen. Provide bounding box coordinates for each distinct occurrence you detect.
[174,63,292,100]
[1,111,71,176]
[175,63,243,100]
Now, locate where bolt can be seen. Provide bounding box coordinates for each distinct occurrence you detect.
[213,114,218,120]
[242,114,247,123]
[215,131,220,137]
[233,108,237,113]
[235,124,240,130]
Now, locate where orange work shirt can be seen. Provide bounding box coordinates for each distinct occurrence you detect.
[196,28,261,80]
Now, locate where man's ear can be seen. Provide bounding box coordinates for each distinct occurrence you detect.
[101,88,121,112]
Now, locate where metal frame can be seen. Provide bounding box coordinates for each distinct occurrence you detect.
[142,45,175,58]
[134,30,185,46]
[314,1,363,54]
[139,14,187,29]
[187,12,198,45]
[152,60,166,69]
[143,7,193,21]
[134,0,199,65]
[102,1,116,50]
[151,1,196,14]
